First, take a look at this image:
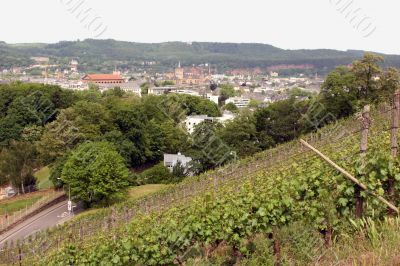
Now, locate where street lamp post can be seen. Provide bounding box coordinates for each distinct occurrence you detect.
[57,178,73,215]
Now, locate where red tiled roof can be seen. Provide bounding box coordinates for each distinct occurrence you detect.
[83,74,124,81]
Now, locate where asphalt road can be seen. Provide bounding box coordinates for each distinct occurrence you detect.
[0,200,81,247]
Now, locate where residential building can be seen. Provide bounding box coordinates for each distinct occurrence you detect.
[99,82,141,95]
[225,97,250,108]
[163,152,192,172]
[70,60,79,72]
[148,86,178,95]
[184,111,236,134]
[176,89,200,96]
[205,94,219,105]
[185,115,213,134]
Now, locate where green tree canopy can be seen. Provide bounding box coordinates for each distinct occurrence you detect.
[0,141,37,192]
[61,142,129,206]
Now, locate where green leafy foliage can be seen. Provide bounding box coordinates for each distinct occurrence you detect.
[135,163,173,185]
[61,141,130,206]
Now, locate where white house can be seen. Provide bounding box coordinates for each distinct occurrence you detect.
[163,153,192,172]
[100,82,142,95]
[184,111,236,134]
[185,115,214,134]
[205,94,219,105]
[148,86,178,95]
[225,97,250,108]
[176,89,200,96]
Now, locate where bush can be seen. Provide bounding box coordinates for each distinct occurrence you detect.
[138,163,174,184]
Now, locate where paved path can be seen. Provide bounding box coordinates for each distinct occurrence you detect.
[0,200,81,247]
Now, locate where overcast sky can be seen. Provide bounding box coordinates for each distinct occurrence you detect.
[1,0,399,54]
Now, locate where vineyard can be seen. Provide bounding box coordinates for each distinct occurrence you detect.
[1,100,400,265]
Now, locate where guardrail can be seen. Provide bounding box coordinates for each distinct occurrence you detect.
[0,190,65,232]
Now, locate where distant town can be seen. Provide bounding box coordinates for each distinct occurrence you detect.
[0,57,324,110]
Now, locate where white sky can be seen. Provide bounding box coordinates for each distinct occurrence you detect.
[1,0,399,54]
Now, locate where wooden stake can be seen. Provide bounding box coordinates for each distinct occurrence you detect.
[391,91,400,158]
[388,90,400,215]
[300,139,399,214]
[356,105,371,217]
[360,105,370,154]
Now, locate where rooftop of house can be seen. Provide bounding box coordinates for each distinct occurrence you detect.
[164,153,192,162]
[82,74,124,80]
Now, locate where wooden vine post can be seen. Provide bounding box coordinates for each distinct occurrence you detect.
[356,105,370,218]
[389,90,400,214]
[300,139,399,214]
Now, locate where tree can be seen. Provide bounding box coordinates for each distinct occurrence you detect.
[248,99,262,108]
[159,120,189,154]
[172,161,188,181]
[61,142,129,206]
[21,125,44,142]
[255,98,305,144]
[49,154,70,189]
[138,163,173,185]
[188,120,233,173]
[0,141,37,193]
[178,94,221,117]
[223,102,239,113]
[140,83,149,95]
[88,83,100,91]
[351,53,384,101]
[103,87,125,97]
[37,101,113,164]
[155,80,175,87]
[218,111,263,157]
[380,67,400,101]
[209,81,218,91]
[219,84,236,98]
[318,66,358,122]
[218,84,236,105]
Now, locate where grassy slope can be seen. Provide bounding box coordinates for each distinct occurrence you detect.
[70,184,169,222]
[34,166,53,190]
[0,167,52,216]
[128,184,170,201]
[0,194,43,215]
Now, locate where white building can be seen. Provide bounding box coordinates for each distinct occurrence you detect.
[176,89,200,96]
[205,94,219,105]
[100,82,141,95]
[185,115,213,134]
[163,153,192,172]
[225,97,250,108]
[270,71,279,77]
[148,86,178,95]
[70,60,79,72]
[184,111,236,134]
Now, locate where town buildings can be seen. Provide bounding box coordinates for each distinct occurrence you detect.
[165,63,211,85]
